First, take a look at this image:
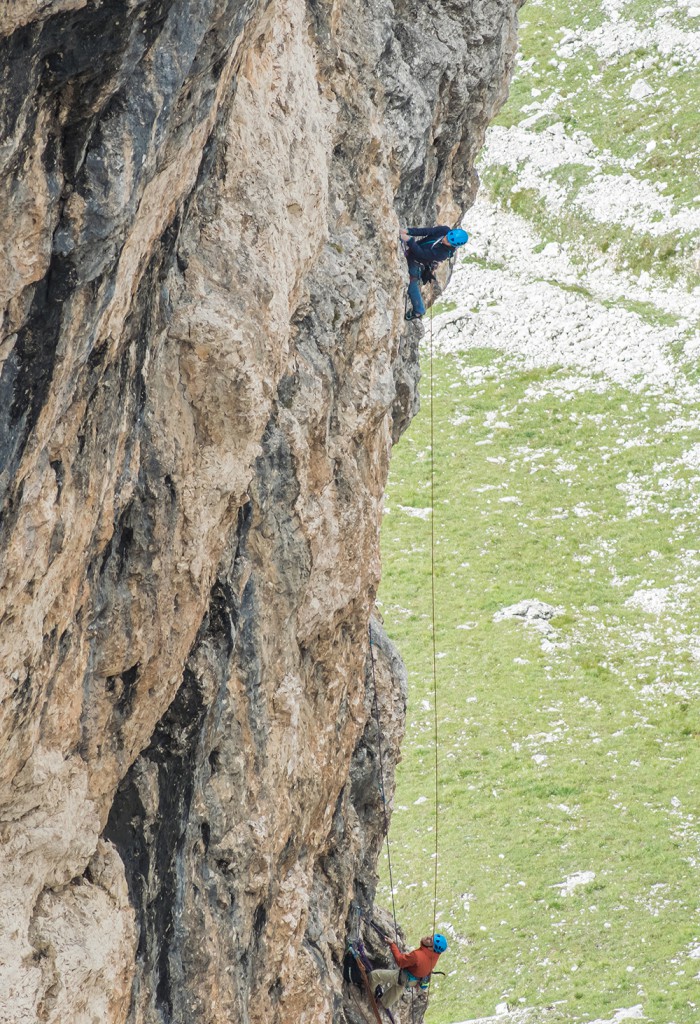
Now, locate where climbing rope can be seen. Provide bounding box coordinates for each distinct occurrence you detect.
[428,294,440,938]
[380,243,443,1008]
[386,281,442,945]
[368,624,399,943]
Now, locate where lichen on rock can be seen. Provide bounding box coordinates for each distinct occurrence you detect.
[0,0,523,1020]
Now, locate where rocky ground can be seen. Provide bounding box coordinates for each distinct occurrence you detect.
[432,0,700,395]
[434,0,700,392]
[434,187,700,394]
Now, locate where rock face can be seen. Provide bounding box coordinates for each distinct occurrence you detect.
[0,1,522,1021]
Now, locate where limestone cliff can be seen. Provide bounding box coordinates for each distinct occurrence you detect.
[0,1,522,1021]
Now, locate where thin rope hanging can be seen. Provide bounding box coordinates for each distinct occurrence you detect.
[428,295,440,938]
[368,623,399,943]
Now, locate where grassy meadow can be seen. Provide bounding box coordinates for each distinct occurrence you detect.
[377,2,700,1020]
[378,349,700,1023]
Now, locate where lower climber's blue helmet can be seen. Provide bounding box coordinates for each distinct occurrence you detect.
[433,933,448,953]
[446,229,468,247]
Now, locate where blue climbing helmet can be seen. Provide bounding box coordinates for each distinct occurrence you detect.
[446,229,468,247]
[433,933,448,953]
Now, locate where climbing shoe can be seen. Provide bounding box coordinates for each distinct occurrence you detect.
[405,310,423,321]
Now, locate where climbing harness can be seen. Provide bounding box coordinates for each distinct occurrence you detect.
[349,904,443,1021]
[401,230,457,317]
[401,234,432,318]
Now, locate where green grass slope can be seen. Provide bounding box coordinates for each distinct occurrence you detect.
[379,348,700,1023]
[378,4,700,1021]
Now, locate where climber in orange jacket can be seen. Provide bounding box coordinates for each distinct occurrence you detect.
[368,933,447,1008]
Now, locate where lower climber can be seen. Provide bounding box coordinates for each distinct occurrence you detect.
[400,226,469,320]
[368,933,448,1008]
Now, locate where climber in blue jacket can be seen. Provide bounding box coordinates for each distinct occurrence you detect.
[400,225,469,320]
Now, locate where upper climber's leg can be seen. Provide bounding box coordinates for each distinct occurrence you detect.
[406,259,425,318]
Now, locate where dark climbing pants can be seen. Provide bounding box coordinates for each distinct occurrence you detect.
[407,259,425,316]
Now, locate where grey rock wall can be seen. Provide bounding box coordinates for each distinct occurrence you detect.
[0,0,523,1020]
